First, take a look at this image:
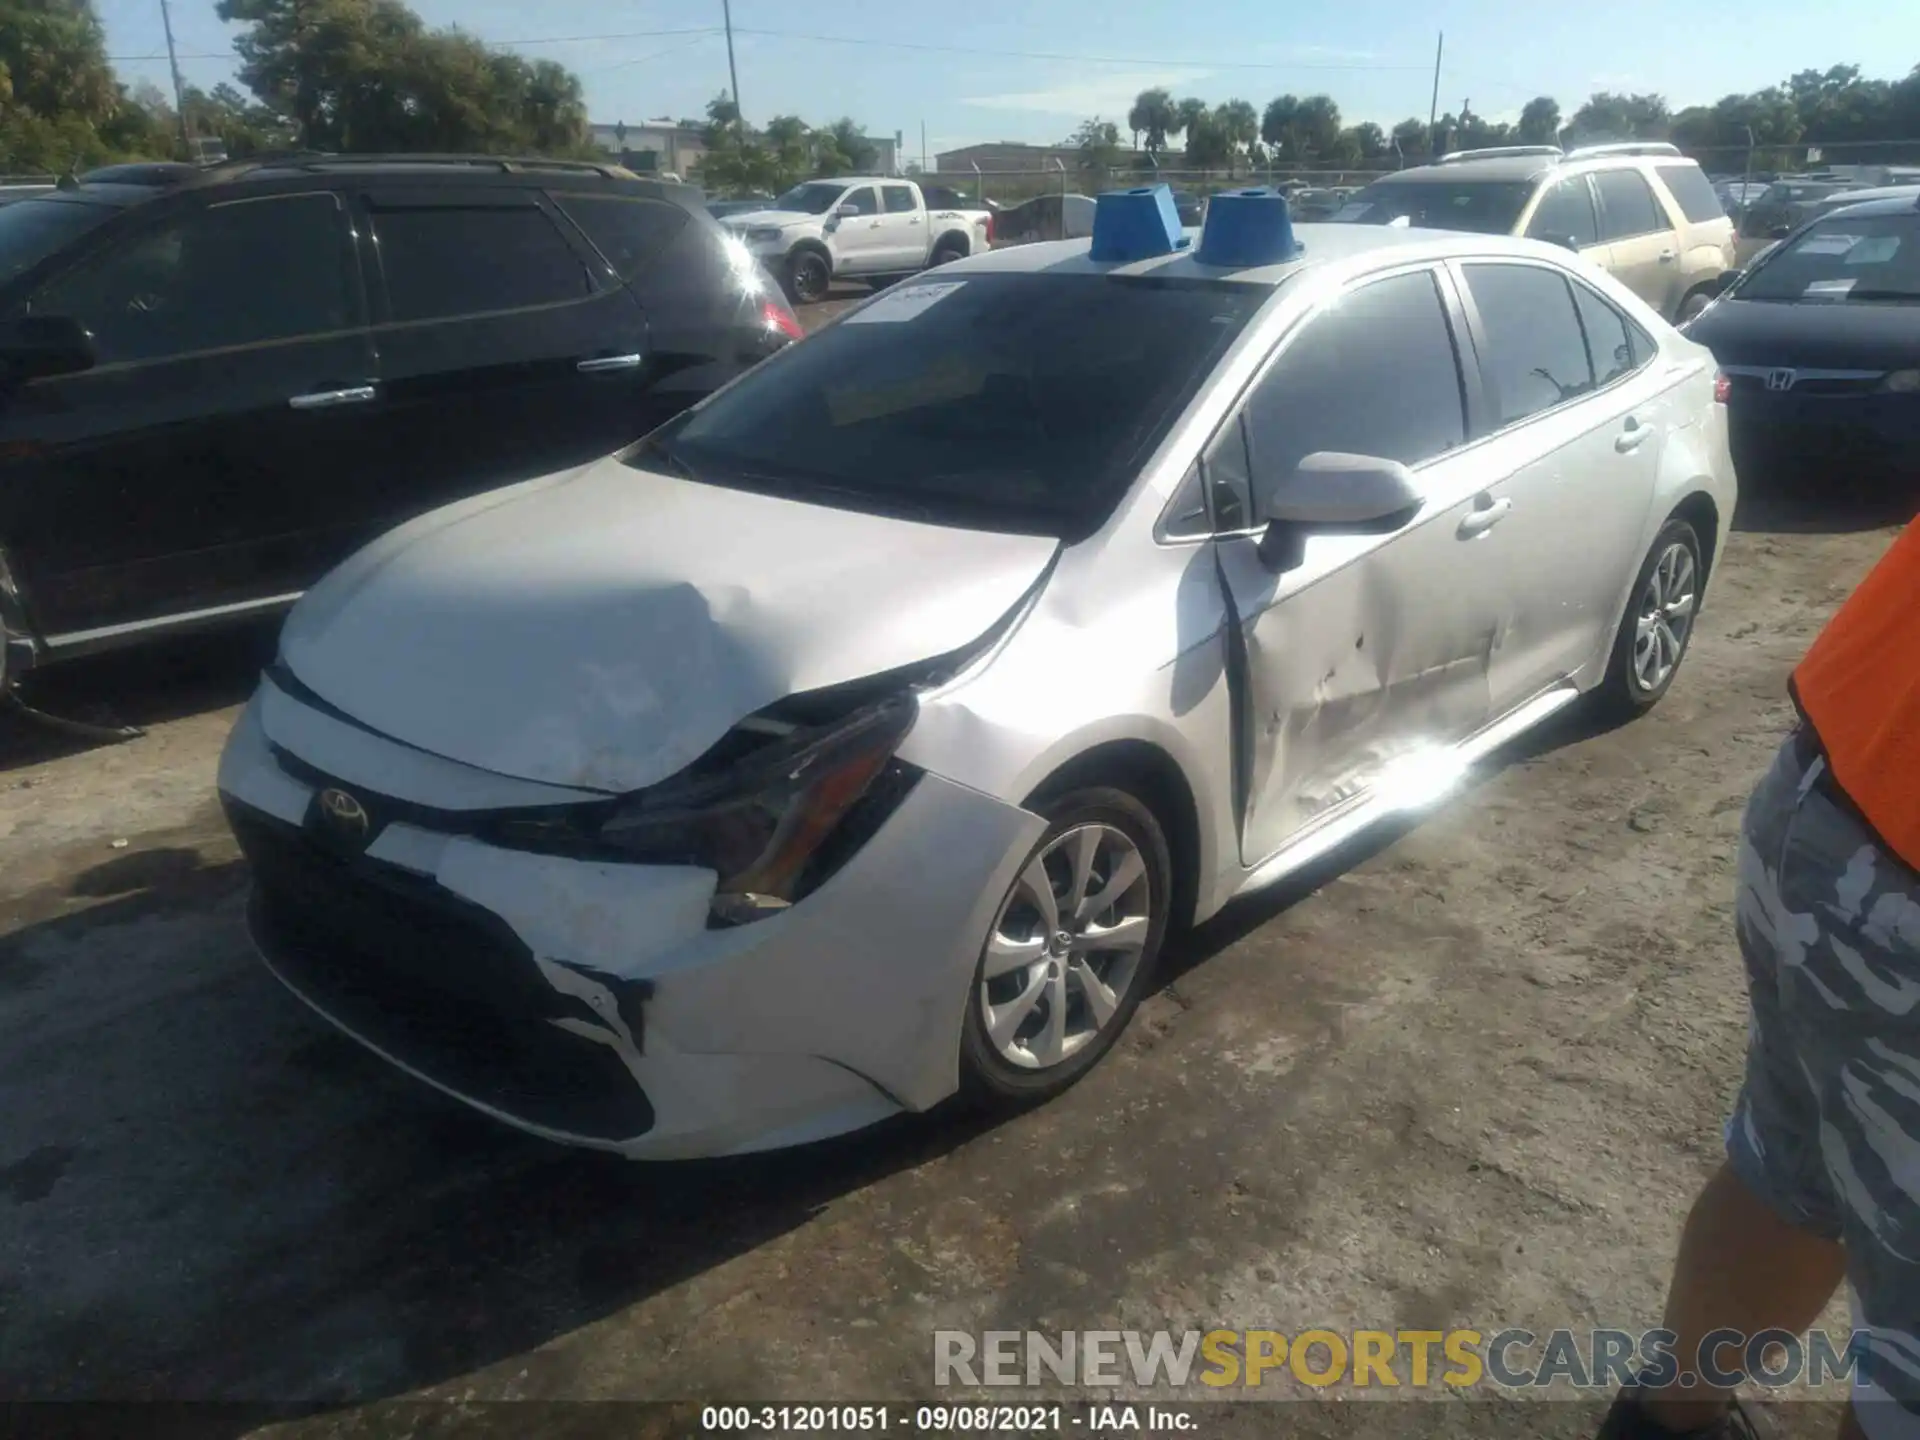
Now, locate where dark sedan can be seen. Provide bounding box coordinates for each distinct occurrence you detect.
[1682,192,1920,491]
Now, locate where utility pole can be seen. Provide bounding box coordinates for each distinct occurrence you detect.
[921,119,927,174]
[159,0,191,160]
[1427,31,1443,144]
[721,0,742,130]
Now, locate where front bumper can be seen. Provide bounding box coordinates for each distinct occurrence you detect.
[1726,388,1920,487]
[218,686,1043,1159]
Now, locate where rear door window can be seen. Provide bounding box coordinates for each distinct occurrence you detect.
[1653,164,1729,225]
[1460,263,1597,425]
[549,192,688,279]
[1569,280,1642,387]
[370,200,594,323]
[882,185,918,214]
[1593,170,1668,241]
[1526,178,1599,248]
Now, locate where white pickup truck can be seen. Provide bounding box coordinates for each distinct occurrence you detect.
[719,176,994,304]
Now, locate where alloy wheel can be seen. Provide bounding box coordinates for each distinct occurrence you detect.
[1633,540,1697,693]
[978,824,1153,1070]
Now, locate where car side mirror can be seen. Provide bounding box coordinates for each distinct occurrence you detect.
[1768,224,1792,239]
[1258,451,1423,569]
[1714,268,1742,292]
[1552,234,1582,252]
[835,203,860,219]
[0,314,95,383]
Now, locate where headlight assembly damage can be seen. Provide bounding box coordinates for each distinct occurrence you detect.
[597,696,921,925]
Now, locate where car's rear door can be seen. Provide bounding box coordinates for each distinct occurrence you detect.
[1209,265,1506,865]
[2,185,375,641]
[875,184,926,269]
[1593,168,1684,316]
[1447,259,1663,702]
[353,182,650,534]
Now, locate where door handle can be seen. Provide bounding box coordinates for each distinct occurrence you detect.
[1456,496,1512,539]
[1658,249,1676,263]
[577,353,643,373]
[908,217,921,225]
[1615,414,1648,452]
[288,385,375,410]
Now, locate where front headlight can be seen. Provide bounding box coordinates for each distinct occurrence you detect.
[1878,369,1920,394]
[599,696,919,924]
[747,226,785,245]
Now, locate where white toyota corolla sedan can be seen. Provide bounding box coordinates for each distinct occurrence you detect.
[218,188,1736,1159]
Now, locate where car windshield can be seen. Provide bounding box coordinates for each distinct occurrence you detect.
[626,272,1267,539]
[0,197,116,286]
[1332,180,1535,234]
[773,182,847,215]
[1736,213,1920,303]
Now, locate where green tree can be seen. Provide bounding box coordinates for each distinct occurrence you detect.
[1127,86,1177,156]
[1565,90,1672,142]
[1389,117,1430,164]
[1517,96,1561,144]
[0,0,151,169]
[1345,121,1388,160]
[1183,111,1232,171]
[1069,116,1123,184]
[1214,98,1259,174]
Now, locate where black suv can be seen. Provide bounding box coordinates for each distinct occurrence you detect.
[0,154,802,684]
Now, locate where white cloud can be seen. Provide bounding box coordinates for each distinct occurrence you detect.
[961,69,1213,118]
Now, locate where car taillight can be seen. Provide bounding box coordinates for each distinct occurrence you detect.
[761,298,804,342]
[1713,370,1731,404]
[985,212,995,245]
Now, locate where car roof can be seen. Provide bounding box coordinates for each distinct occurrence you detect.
[813,176,895,187]
[935,221,1561,287]
[1374,155,1561,183]
[1818,189,1920,219]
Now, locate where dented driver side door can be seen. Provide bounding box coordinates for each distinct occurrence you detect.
[1210,265,1512,867]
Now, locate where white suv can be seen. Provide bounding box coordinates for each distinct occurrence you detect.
[1338,143,1737,321]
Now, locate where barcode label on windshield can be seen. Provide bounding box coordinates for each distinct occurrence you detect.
[845,281,967,324]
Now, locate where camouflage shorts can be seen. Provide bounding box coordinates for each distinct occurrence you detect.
[1727,728,1920,1438]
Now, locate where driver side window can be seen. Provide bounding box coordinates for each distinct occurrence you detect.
[842,187,879,217]
[28,192,358,367]
[1234,268,1467,521]
[1527,178,1600,249]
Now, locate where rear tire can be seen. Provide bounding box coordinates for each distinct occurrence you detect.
[929,237,968,267]
[958,787,1171,1106]
[1676,287,1714,322]
[1592,517,1704,720]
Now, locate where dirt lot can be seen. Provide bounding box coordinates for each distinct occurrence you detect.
[0,315,1911,1434]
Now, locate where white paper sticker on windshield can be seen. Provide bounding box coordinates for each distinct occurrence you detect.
[1804,277,1857,297]
[1798,233,1860,256]
[844,280,966,324]
[1846,236,1902,265]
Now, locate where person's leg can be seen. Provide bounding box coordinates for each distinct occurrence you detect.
[1602,732,1849,1438]
[1637,1161,1845,1431]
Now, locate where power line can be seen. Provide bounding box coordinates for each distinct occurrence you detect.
[728,26,1438,72]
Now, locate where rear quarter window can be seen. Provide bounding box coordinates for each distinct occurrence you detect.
[1654,164,1730,225]
[550,192,690,279]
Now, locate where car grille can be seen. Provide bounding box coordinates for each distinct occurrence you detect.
[228,801,656,1143]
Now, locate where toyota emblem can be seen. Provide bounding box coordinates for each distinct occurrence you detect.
[317,787,371,843]
[1765,368,1797,392]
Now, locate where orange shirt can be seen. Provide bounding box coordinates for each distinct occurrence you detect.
[1791,516,1920,873]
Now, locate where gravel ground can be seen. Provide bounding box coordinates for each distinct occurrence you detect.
[0,310,1912,1435]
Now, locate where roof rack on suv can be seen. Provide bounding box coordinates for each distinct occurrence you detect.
[1435,145,1564,164]
[1563,142,1682,160]
[235,151,638,180]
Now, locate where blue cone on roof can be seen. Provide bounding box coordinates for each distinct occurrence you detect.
[1089,184,1189,262]
[1195,187,1300,268]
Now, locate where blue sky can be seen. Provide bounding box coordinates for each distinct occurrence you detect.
[101,0,1917,162]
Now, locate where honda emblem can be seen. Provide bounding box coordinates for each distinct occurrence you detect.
[1766,368,1797,392]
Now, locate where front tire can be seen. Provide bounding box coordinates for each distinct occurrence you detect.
[783,248,830,305]
[1676,288,1714,323]
[959,787,1171,1105]
[1594,517,1704,719]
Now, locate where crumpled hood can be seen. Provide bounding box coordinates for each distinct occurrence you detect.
[278,459,1058,794]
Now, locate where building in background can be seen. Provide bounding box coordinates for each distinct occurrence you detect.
[588,121,706,177]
